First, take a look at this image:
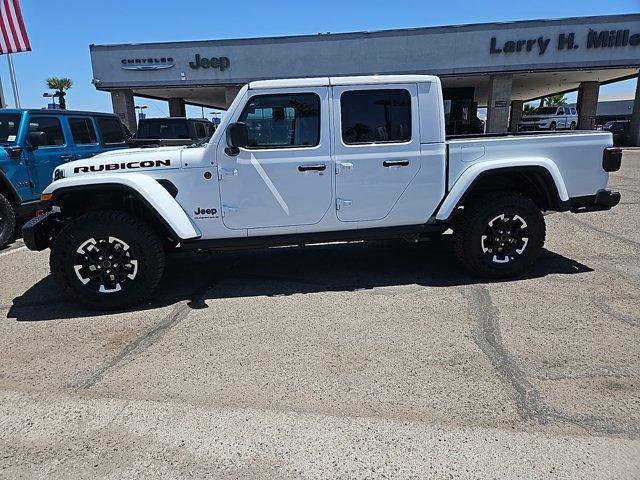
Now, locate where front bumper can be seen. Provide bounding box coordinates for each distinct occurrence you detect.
[22,211,59,251]
[570,189,621,213]
[518,124,549,131]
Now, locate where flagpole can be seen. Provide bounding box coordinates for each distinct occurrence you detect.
[0,72,6,108]
[7,53,20,108]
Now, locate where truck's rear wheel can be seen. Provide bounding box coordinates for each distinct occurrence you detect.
[0,193,16,249]
[453,192,545,278]
[50,210,165,310]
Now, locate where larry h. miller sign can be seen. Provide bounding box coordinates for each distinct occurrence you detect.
[490,28,640,55]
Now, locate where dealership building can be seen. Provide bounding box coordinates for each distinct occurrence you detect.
[90,13,640,144]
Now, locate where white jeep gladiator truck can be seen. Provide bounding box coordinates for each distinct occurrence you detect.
[22,75,622,310]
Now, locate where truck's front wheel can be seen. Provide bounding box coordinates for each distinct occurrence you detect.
[50,210,165,310]
[453,193,545,278]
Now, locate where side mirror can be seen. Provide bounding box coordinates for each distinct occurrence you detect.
[225,122,248,155]
[27,131,46,150]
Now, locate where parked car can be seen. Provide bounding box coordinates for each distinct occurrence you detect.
[0,109,129,248]
[603,120,631,147]
[23,75,620,309]
[518,106,578,131]
[128,117,215,148]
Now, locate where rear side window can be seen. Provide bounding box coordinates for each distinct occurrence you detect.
[29,117,65,146]
[69,117,97,145]
[194,122,206,138]
[238,93,320,148]
[97,117,126,144]
[341,89,411,144]
[570,107,577,115]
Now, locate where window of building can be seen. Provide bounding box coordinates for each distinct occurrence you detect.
[69,117,98,145]
[238,93,320,148]
[97,117,127,144]
[29,117,65,147]
[341,89,411,144]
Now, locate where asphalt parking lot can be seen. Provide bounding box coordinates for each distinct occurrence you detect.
[1,151,639,479]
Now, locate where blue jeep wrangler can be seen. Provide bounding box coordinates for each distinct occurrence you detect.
[0,109,129,248]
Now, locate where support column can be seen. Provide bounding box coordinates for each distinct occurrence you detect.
[110,89,136,133]
[168,98,186,117]
[486,74,513,133]
[509,100,524,133]
[629,72,640,147]
[576,81,600,130]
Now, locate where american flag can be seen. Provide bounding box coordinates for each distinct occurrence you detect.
[0,0,31,54]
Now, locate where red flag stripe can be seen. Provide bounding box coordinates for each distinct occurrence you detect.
[0,9,13,54]
[0,0,30,54]
[11,0,29,50]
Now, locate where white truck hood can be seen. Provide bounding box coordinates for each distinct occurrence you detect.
[54,146,184,179]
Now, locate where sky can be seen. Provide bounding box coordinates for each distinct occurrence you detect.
[1,0,638,118]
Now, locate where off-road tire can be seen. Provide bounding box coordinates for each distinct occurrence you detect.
[453,192,545,278]
[50,209,165,310]
[0,193,16,249]
[569,121,576,130]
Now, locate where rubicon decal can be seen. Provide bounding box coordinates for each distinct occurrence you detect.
[73,160,171,174]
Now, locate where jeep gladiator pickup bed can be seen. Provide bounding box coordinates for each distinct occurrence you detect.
[22,75,621,309]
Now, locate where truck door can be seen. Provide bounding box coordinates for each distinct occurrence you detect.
[217,87,332,230]
[331,84,421,222]
[26,115,73,194]
[68,116,102,160]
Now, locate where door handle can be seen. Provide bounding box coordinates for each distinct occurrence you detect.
[383,160,410,167]
[298,164,326,172]
[60,154,74,162]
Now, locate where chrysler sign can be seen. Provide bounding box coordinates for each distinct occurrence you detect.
[121,56,175,70]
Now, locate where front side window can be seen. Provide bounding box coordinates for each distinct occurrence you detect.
[29,117,65,147]
[0,114,21,144]
[69,117,97,145]
[238,93,320,148]
[97,117,127,144]
[341,89,411,144]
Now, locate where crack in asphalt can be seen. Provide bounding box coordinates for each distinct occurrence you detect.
[460,285,552,424]
[529,365,640,380]
[563,214,640,249]
[67,280,216,390]
[461,284,640,438]
[592,297,640,328]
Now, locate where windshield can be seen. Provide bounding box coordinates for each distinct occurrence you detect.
[0,114,21,144]
[531,107,558,115]
[137,119,190,139]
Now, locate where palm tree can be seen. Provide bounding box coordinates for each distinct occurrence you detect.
[523,104,536,115]
[544,94,567,106]
[46,77,73,110]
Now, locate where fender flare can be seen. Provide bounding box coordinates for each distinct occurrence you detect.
[0,169,22,205]
[44,173,201,241]
[435,158,569,221]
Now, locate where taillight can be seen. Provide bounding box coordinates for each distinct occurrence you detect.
[603,147,622,172]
